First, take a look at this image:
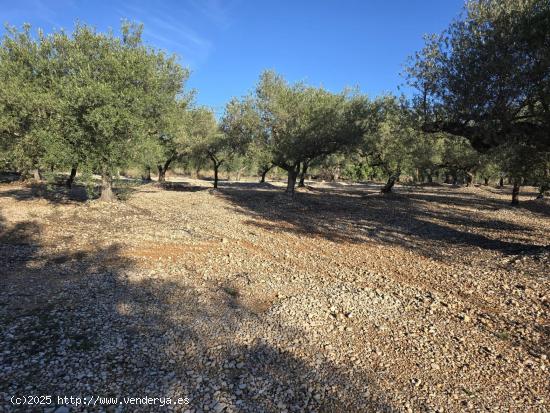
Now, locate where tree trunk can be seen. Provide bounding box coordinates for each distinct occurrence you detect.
[484,177,489,186]
[499,177,504,187]
[99,171,115,202]
[285,166,299,194]
[511,179,520,205]
[381,172,399,193]
[66,166,77,188]
[157,165,166,183]
[18,169,29,182]
[298,161,309,187]
[465,172,474,187]
[213,163,220,189]
[427,173,433,183]
[157,158,172,183]
[32,169,42,181]
[538,179,549,199]
[259,164,273,183]
[260,168,268,183]
[142,166,151,182]
[444,173,451,184]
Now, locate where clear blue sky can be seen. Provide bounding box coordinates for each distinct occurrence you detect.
[1,0,464,115]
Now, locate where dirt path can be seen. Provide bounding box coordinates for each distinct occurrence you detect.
[1,180,548,412]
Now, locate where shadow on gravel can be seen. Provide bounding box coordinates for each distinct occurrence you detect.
[160,181,207,192]
[0,177,150,204]
[0,182,89,204]
[518,199,550,218]
[0,173,21,183]
[0,210,397,412]
[218,183,545,261]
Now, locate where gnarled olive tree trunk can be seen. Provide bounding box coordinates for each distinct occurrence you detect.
[141,166,152,182]
[157,165,165,183]
[66,166,78,188]
[511,179,521,205]
[99,169,115,202]
[157,158,173,183]
[214,164,220,188]
[381,171,400,193]
[285,163,300,195]
[259,164,272,183]
[298,160,310,187]
[465,171,474,187]
[208,153,223,189]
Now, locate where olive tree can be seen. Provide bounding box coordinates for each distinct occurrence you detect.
[409,132,445,184]
[496,143,549,204]
[48,24,177,196]
[476,154,501,186]
[407,0,550,203]
[154,100,195,183]
[48,23,189,199]
[0,25,57,180]
[219,95,278,183]
[188,108,227,188]
[360,96,418,193]
[439,135,480,186]
[255,71,367,194]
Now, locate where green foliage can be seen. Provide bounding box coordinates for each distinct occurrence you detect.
[360,96,417,180]
[440,136,479,177]
[497,143,549,189]
[221,96,271,179]
[476,154,501,184]
[0,22,190,197]
[52,23,187,180]
[190,107,225,161]
[255,71,367,173]
[407,0,550,153]
[341,159,374,181]
[187,107,233,187]
[0,24,57,175]
[409,133,444,182]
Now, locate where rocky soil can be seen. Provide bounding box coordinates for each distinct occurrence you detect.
[0,179,548,412]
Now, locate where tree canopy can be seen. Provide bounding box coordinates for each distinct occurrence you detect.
[406,0,550,202]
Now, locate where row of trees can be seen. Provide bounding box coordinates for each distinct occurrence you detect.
[1,0,548,204]
[0,22,192,200]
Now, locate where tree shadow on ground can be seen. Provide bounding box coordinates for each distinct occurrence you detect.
[218,181,279,189]
[217,184,546,262]
[160,181,208,192]
[0,177,152,204]
[0,210,397,412]
[0,173,22,184]
[0,182,89,204]
[518,199,550,218]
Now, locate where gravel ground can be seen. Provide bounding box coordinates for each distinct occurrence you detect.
[0,179,548,412]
